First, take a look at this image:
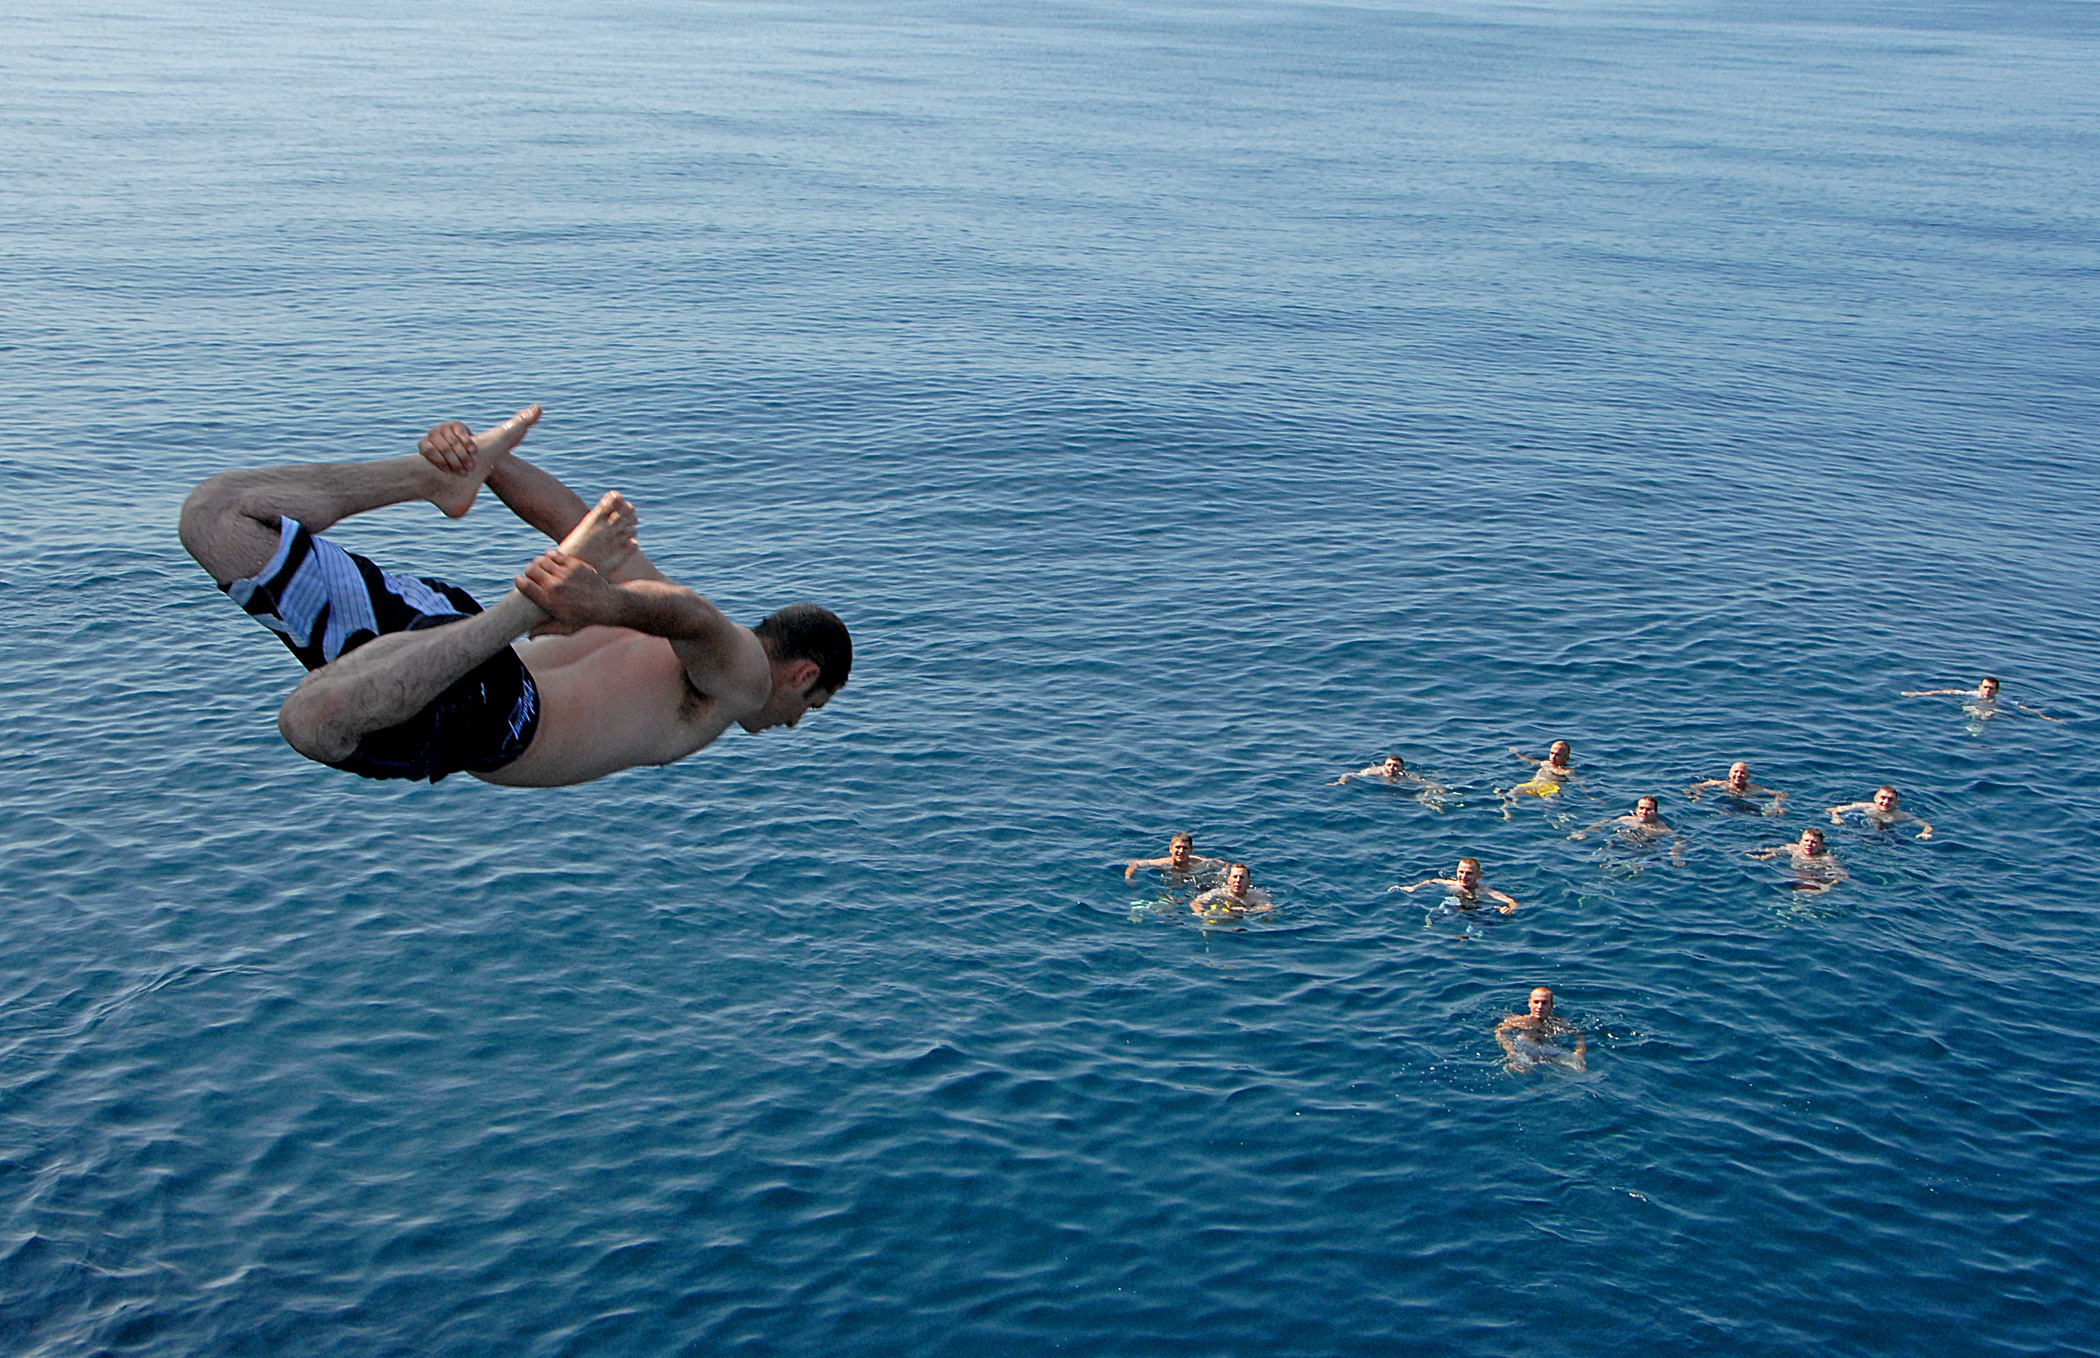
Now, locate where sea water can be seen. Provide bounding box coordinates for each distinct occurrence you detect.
[3,1,2098,1353]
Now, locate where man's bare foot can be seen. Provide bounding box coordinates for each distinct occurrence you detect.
[424,404,543,518]
[556,490,639,573]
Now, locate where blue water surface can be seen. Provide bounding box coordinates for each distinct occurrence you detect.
[4,1,2098,1354]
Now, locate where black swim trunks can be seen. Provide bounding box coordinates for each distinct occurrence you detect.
[225,518,540,783]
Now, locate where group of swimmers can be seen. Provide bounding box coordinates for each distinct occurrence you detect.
[1123,678,2057,1072]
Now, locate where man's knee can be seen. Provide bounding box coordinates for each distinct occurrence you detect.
[180,473,279,586]
[277,684,359,764]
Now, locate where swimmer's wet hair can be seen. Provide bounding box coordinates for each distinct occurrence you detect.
[755,604,852,693]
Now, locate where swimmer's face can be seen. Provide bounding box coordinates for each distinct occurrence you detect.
[1873,787,1900,813]
[1727,762,1750,790]
[1634,797,1660,823]
[1528,988,1554,1019]
[1225,864,1251,896]
[1799,830,1826,854]
[1168,836,1193,867]
[1382,757,1404,777]
[1548,742,1572,766]
[743,671,833,734]
[1979,678,2000,698]
[1453,859,1482,888]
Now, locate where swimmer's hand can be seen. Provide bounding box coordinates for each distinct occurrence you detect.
[1497,904,1515,916]
[516,550,622,636]
[418,420,478,477]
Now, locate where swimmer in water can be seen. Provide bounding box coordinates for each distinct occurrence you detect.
[1748,826,1847,893]
[1901,676,2059,724]
[1495,986,1587,1073]
[1189,863,1273,919]
[1570,796,1685,863]
[1329,754,1451,809]
[1499,740,1579,815]
[1685,761,1788,815]
[1828,785,1933,839]
[1125,832,1228,882]
[1394,856,1519,914]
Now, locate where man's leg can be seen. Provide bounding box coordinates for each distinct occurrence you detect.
[274,489,639,763]
[177,406,542,588]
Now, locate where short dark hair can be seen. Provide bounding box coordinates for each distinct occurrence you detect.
[754,604,852,693]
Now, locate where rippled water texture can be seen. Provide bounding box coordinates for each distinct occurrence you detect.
[4,1,2098,1353]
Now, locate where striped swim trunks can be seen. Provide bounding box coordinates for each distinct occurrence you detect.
[226,518,540,783]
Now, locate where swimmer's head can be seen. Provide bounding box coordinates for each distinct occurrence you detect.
[1454,857,1482,887]
[1528,987,1555,1019]
[747,604,852,733]
[1225,863,1252,896]
[1548,741,1572,765]
[1727,761,1751,789]
[1799,827,1827,853]
[1873,786,1900,812]
[1168,834,1194,867]
[1382,756,1405,776]
[1979,676,2001,698]
[1634,796,1661,823]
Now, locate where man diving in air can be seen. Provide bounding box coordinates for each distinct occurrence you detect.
[178,406,851,786]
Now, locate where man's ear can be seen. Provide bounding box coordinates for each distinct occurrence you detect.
[785,658,821,694]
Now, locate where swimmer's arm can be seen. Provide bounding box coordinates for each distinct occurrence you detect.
[1765,790,1789,814]
[1900,688,1970,697]
[1684,780,1716,800]
[1912,816,1934,840]
[1567,1031,1588,1072]
[1486,888,1519,914]
[482,453,670,585]
[2013,701,2062,721]
[1391,878,1441,894]
[1828,801,1869,822]
[1568,819,1609,840]
[517,556,771,705]
[1124,855,1172,880]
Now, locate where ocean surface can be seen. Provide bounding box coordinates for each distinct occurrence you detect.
[4,0,2098,1353]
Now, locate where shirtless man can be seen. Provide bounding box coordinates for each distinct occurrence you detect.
[1499,740,1579,815]
[1495,987,1587,1073]
[1393,857,1519,914]
[1124,832,1227,882]
[1828,786,1932,839]
[1901,676,2059,723]
[1571,796,1685,862]
[178,407,850,786]
[1189,863,1273,918]
[1748,827,1847,892]
[1685,761,1788,815]
[1328,754,1450,809]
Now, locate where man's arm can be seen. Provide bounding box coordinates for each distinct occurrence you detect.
[515,552,771,709]
[1125,856,1172,881]
[486,455,670,584]
[1486,888,1520,914]
[1900,688,1970,697]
